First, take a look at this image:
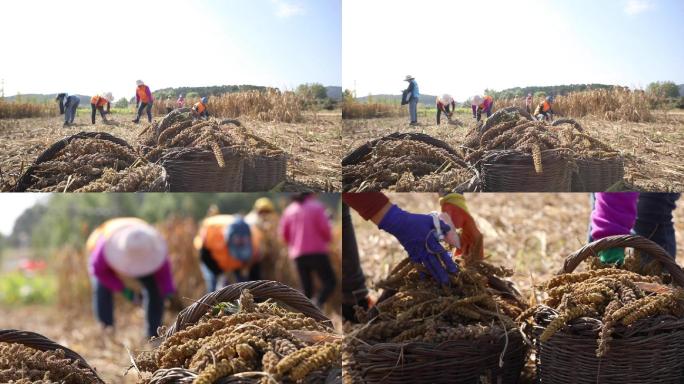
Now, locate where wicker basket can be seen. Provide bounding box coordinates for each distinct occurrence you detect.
[161,146,244,192]
[533,235,684,384]
[356,290,528,384]
[342,132,465,167]
[147,280,340,384]
[480,149,573,192]
[0,329,105,383]
[240,132,288,192]
[12,131,135,192]
[571,156,625,192]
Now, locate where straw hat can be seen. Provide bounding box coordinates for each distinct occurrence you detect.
[104,223,167,278]
[404,75,415,81]
[253,197,275,213]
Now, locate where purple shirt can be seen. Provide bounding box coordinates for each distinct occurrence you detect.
[89,237,175,296]
[279,197,332,259]
[590,192,639,240]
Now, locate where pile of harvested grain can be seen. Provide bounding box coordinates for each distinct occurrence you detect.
[141,110,284,168]
[464,110,619,173]
[343,138,473,192]
[519,262,684,357]
[344,257,526,381]
[0,342,100,383]
[16,133,166,192]
[135,290,341,384]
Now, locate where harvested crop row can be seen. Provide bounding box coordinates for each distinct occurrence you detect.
[342,139,473,192]
[135,289,341,384]
[0,342,100,384]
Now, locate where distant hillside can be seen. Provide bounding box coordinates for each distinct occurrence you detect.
[326,86,342,100]
[356,94,438,105]
[486,84,615,99]
[679,84,684,97]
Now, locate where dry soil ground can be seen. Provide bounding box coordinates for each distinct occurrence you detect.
[350,193,684,300]
[343,110,684,192]
[0,111,342,192]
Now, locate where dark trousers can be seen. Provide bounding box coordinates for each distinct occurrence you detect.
[436,105,452,125]
[342,203,368,321]
[135,102,153,122]
[295,253,337,307]
[589,193,679,260]
[93,274,164,337]
[91,104,107,124]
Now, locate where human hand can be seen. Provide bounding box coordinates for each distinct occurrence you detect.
[378,205,459,284]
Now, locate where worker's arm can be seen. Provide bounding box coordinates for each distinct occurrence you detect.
[591,192,639,264]
[153,258,176,297]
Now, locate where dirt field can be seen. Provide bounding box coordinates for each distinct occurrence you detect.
[342,110,684,192]
[0,111,342,192]
[350,193,684,300]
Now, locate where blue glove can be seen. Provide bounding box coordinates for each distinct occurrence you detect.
[378,204,459,284]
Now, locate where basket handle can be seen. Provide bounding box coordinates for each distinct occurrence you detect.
[559,234,684,287]
[164,280,330,338]
[0,329,105,383]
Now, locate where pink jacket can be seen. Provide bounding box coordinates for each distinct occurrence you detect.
[279,197,332,259]
[89,237,176,296]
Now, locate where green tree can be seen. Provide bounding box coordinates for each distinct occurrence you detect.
[296,83,328,100]
[648,81,680,98]
[114,97,129,108]
[186,92,200,99]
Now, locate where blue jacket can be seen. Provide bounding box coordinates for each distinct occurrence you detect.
[406,79,419,100]
[64,95,80,109]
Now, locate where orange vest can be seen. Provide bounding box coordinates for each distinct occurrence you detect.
[193,101,206,114]
[91,95,108,107]
[542,101,551,112]
[136,85,151,103]
[193,215,261,272]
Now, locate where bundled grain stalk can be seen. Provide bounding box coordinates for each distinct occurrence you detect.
[135,289,341,384]
[0,342,99,383]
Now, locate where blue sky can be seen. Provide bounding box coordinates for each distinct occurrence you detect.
[342,0,683,99]
[0,0,340,99]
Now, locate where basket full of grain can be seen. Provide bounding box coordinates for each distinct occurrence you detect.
[550,118,624,192]
[346,258,529,384]
[134,280,342,384]
[0,329,104,383]
[342,132,476,192]
[463,109,574,192]
[12,131,168,192]
[520,235,684,384]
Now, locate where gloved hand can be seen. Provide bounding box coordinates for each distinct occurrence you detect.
[378,205,458,284]
[440,194,484,262]
[599,248,624,265]
[122,287,142,304]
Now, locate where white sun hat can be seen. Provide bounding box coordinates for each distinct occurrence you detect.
[104,92,114,101]
[404,75,415,81]
[472,95,483,105]
[104,223,167,278]
[440,94,453,104]
[136,80,144,86]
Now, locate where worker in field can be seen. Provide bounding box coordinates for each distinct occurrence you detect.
[590,193,680,265]
[177,94,186,109]
[402,75,419,126]
[279,193,336,308]
[471,95,494,122]
[90,93,113,124]
[56,93,80,127]
[132,80,154,124]
[192,97,210,120]
[341,192,483,322]
[245,197,282,281]
[534,95,555,122]
[164,96,173,114]
[436,94,456,125]
[86,217,175,338]
[194,212,262,292]
[525,93,533,114]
